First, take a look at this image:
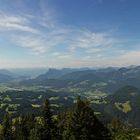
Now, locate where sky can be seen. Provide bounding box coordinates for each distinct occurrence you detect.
[0,0,140,68]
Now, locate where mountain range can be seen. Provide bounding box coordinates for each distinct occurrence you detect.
[20,66,140,93]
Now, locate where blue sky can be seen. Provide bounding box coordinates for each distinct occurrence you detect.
[0,0,140,68]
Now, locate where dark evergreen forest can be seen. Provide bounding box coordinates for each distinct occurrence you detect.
[0,97,138,140]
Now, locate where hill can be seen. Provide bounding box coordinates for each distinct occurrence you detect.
[101,86,140,127]
[0,69,15,83]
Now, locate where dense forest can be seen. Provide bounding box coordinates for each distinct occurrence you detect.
[0,97,138,140]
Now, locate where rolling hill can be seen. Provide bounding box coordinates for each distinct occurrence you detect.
[99,86,140,127]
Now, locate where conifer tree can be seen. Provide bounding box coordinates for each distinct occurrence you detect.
[111,118,138,140]
[13,118,23,140]
[29,128,40,140]
[40,99,54,140]
[63,97,111,140]
[1,113,13,140]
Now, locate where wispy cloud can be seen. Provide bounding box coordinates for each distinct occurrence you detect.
[0,13,38,33]
[12,35,48,54]
[68,30,118,53]
[0,5,121,57]
[0,0,139,68]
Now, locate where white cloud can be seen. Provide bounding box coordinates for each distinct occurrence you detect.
[12,35,48,54]
[78,49,140,67]
[115,50,140,66]
[68,30,118,54]
[0,13,38,33]
[0,2,139,68]
[0,7,120,57]
[11,27,68,54]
